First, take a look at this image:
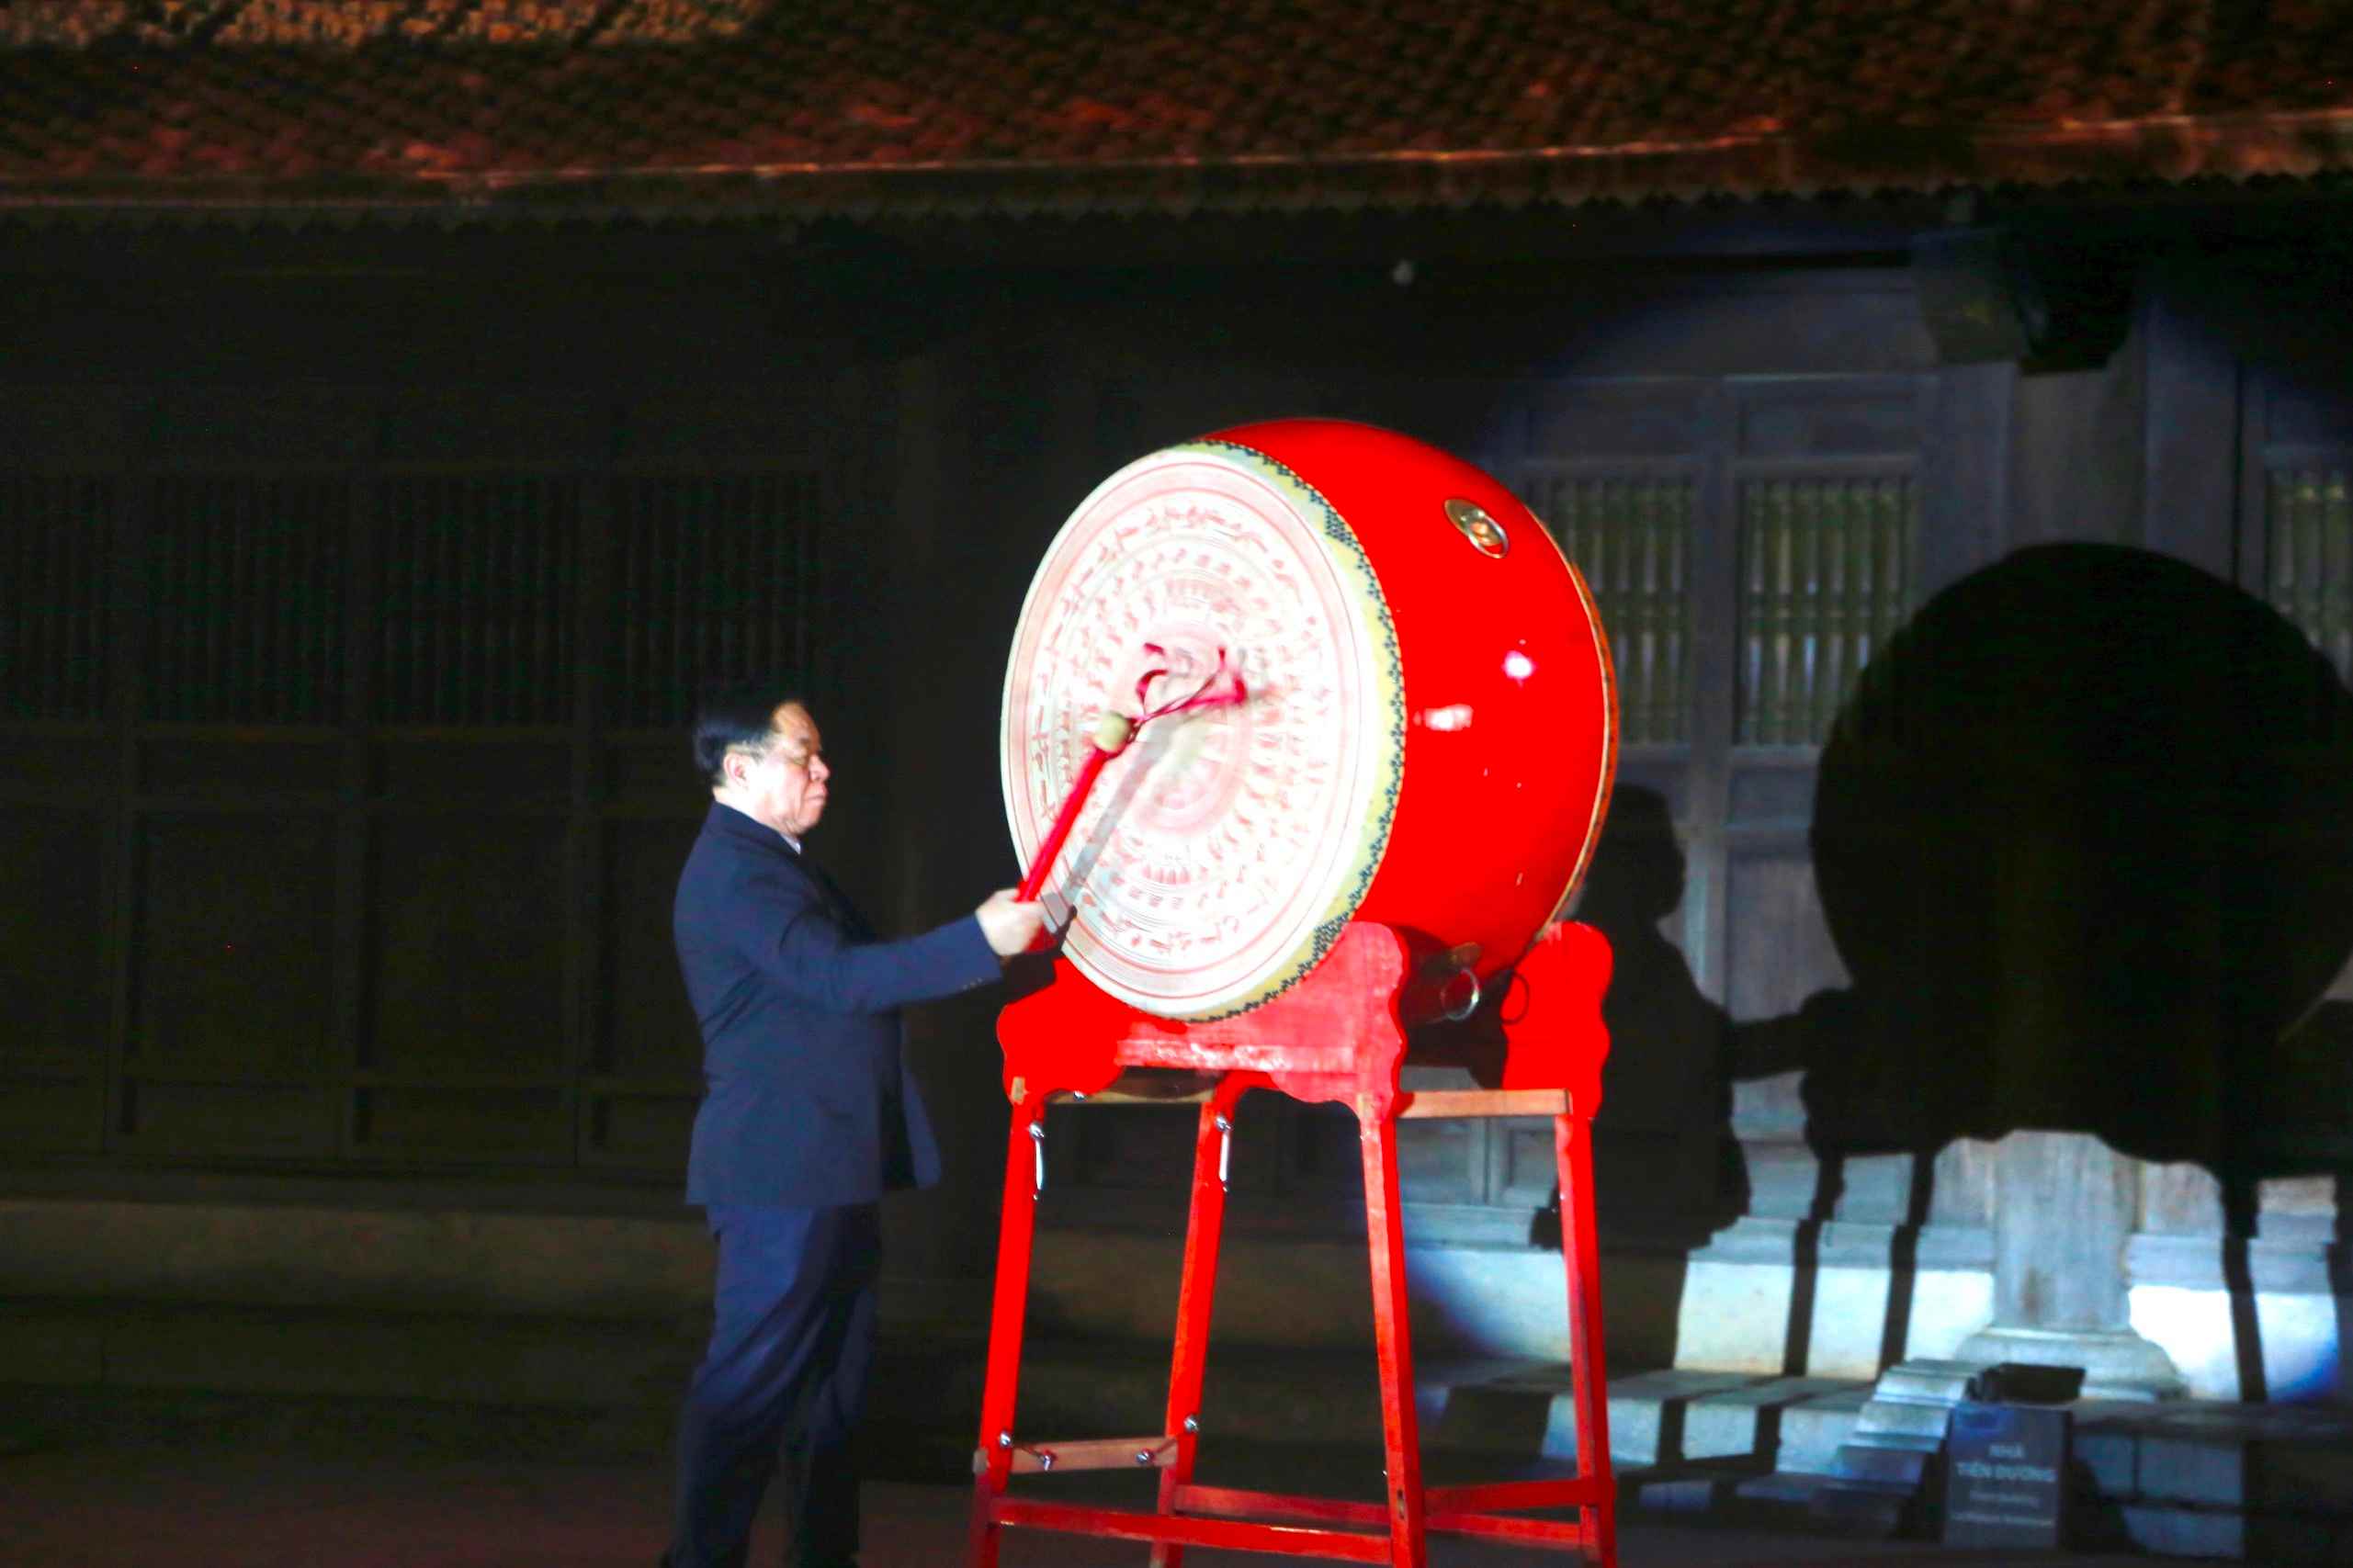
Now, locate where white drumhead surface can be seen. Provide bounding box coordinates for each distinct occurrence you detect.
[1001,442,1402,1018]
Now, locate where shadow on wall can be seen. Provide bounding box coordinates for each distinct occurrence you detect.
[1568,785,1748,1237]
[1800,542,2353,1176]
[1577,545,2353,1394]
[1743,542,2353,1395]
[1534,784,1750,1377]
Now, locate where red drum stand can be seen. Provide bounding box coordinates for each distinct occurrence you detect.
[967,921,1620,1567]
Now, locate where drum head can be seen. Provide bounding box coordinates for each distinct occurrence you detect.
[1001,439,1403,1018]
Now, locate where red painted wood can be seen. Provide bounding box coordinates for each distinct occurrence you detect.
[974,918,1619,1566]
[1172,1484,1393,1529]
[967,1099,1046,1568]
[1150,1075,1252,1568]
[994,1498,1391,1562]
[1499,918,1613,1111]
[1359,1103,1428,1568]
[995,921,1412,1109]
[1556,1108,1618,1568]
[1173,1483,1596,1549]
[1206,419,1619,1010]
[1424,1477,1607,1512]
[1426,1511,1591,1548]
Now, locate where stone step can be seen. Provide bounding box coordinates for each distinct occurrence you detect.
[2074,1398,2353,1516]
[1605,1369,1869,1473]
[1821,1438,1941,1488]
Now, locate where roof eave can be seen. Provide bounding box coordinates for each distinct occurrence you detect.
[1,112,2348,227]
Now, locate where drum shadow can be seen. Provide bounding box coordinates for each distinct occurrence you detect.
[1805,543,2353,1167]
[1790,542,2353,1395]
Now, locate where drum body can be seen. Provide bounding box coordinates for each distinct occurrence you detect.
[1001,418,1615,1019]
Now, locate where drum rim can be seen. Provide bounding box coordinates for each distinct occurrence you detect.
[1526,510,1622,954]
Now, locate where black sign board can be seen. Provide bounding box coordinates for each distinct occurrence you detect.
[1943,1400,2070,1549]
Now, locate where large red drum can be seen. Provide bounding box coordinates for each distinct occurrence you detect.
[1001,418,1616,1020]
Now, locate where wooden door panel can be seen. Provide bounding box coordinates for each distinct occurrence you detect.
[0,806,109,1152]
[600,818,703,1081]
[118,1080,324,1156]
[367,817,570,1077]
[0,370,865,1178]
[0,807,109,1066]
[131,812,336,1074]
[351,1084,571,1160]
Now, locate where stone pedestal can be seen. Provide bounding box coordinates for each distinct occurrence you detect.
[1952,1130,2185,1401]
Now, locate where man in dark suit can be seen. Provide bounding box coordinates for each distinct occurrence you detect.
[665,685,1044,1568]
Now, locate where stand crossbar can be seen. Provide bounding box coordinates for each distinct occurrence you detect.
[968,920,1619,1568]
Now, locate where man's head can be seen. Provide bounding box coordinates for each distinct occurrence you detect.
[695,684,831,840]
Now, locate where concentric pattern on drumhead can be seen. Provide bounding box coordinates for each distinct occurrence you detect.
[1001,441,1403,1018]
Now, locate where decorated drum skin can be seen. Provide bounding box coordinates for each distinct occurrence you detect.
[1001,418,1616,1020]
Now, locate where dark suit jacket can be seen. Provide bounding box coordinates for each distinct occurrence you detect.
[673,802,1001,1208]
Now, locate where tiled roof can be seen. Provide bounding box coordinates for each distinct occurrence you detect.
[0,0,2348,222]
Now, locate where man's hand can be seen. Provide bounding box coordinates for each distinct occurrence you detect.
[975,888,1048,956]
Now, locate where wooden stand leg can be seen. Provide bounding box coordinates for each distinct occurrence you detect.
[968,1100,1046,1568]
[1360,1100,1428,1568]
[1554,1111,1617,1568]
[1149,1077,1246,1568]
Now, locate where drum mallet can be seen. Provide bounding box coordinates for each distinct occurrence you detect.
[1016,645,1247,907]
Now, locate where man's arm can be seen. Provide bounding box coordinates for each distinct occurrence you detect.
[730,863,1024,1014]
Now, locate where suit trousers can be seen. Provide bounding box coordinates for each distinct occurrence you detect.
[669,1202,880,1568]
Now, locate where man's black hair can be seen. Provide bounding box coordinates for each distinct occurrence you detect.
[692,682,808,788]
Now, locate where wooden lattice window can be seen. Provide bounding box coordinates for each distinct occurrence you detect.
[1736,476,1914,746]
[146,476,348,724]
[376,477,581,726]
[607,472,819,729]
[1523,474,1693,746]
[0,476,113,722]
[2267,468,2353,685]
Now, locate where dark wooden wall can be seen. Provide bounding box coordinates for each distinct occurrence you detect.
[5,226,2350,1323]
[0,254,900,1182]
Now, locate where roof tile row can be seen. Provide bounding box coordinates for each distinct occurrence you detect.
[0,0,2344,216]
